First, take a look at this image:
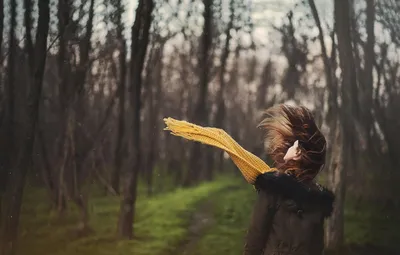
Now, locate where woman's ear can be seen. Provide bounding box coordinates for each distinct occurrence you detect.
[283,140,301,162]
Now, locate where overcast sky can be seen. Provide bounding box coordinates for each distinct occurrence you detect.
[124,0,333,46]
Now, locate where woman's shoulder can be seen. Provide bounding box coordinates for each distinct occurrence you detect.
[254,171,335,217]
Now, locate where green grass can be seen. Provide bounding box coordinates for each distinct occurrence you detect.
[193,185,255,255]
[344,199,400,252]
[16,176,400,255]
[17,177,238,255]
[193,183,400,254]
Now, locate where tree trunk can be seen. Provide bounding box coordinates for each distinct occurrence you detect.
[0,0,4,99]
[307,4,342,246]
[0,0,50,254]
[118,0,154,239]
[325,123,344,248]
[308,0,337,116]
[362,0,376,155]
[185,0,212,186]
[55,0,72,216]
[112,0,127,195]
[24,0,34,69]
[0,0,17,228]
[0,0,7,223]
[326,0,359,249]
[211,0,234,174]
[145,43,164,196]
[0,0,3,71]
[37,127,59,208]
[67,0,95,231]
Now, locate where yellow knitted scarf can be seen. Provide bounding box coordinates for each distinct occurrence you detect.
[163,117,275,184]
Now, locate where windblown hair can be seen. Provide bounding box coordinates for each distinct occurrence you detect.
[258,104,326,181]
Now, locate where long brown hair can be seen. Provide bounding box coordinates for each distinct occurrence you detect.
[258,104,326,181]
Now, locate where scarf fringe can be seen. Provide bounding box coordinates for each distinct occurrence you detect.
[163,117,275,184]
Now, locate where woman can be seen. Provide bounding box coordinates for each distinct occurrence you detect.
[243,104,334,255]
[163,104,334,255]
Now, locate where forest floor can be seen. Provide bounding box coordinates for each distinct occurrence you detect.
[17,175,400,255]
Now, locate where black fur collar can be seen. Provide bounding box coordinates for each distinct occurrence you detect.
[254,171,335,217]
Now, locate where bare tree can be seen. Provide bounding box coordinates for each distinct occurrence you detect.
[326,0,360,248]
[185,0,213,186]
[0,0,6,219]
[0,0,50,254]
[112,0,127,195]
[276,11,308,101]
[0,0,3,92]
[0,0,17,233]
[307,0,342,247]
[55,0,72,215]
[118,0,154,239]
[361,0,376,154]
[0,0,3,66]
[143,37,166,196]
[212,0,235,172]
[376,0,400,46]
[307,0,337,117]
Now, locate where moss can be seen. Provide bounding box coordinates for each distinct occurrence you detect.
[194,183,400,255]
[17,178,236,255]
[344,199,400,252]
[16,176,400,255]
[193,185,255,255]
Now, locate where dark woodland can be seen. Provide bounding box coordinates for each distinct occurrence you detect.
[0,0,399,254]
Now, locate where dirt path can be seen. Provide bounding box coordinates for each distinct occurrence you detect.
[172,184,399,255]
[172,185,237,255]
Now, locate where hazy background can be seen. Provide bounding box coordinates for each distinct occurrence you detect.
[0,0,399,254]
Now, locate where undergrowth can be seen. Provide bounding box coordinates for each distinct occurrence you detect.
[16,175,400,255]
[17,177,236,255]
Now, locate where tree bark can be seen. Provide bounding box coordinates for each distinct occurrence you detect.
[307,4,341,245]
[326,0,359,249]
[144,42,165,196]
[37,127,59,208]
[67,0,95,231]
[0,0,6,222]
[112,0,127,195]
[363,0,376,153]
[0,0,50,254]
[185,0,212,186]
[24,0,34,69]
[212,0,234,174]
[118,0,154,239]
[55,0,72,216]
[325,123,344,246]
[0,0,3,73]
[0,0,3,100]
[308,0,337,116]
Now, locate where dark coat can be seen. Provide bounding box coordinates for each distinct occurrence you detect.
[243,171,335,255]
